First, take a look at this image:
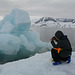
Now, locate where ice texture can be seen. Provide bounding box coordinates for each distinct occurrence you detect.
[0,8,48,62]
[0,34,21,55]
[0,22,14,33]
[20,34,35,51]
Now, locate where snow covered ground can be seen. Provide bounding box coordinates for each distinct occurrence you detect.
[0,51,75,75]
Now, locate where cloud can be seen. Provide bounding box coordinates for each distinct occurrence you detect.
[0,0,75,18]
[0,0,16,16]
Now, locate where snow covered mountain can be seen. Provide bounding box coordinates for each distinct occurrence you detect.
[31,17,75,28]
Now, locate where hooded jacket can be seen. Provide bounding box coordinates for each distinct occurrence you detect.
[51,30,72,57]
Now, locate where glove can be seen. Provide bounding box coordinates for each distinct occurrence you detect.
[50,38,53,41]
[50,36,55,41]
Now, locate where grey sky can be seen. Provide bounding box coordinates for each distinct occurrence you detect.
[0,0,75,18]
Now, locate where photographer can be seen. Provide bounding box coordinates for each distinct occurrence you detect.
[50,30,72,65]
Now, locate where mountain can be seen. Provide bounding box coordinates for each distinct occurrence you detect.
[31,17,75,28]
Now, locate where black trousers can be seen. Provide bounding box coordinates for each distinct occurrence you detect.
[51,48,70,62]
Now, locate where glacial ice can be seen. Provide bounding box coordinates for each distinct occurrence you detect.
[0,8,48,62]
[0,22,14,34]
[0,34,21,55]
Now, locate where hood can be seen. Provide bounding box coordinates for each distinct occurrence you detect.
[61,35,67,40]
[55,30,64,39]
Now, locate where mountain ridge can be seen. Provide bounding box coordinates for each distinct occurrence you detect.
[35,17,75,24]
[31,17,75,28]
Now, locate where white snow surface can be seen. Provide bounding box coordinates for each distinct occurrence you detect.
[0,51,75,75]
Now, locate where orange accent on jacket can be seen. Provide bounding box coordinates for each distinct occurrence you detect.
[53,48,61,53]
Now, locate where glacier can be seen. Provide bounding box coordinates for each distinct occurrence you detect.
[0,9,49,63]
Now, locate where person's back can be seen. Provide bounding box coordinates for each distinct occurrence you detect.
[58,35,72,58]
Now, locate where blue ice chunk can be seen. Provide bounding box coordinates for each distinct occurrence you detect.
[10,8,31,31]
[20,34,35,51]
[0,15,11,29]
[0,22,14,34]
[0,34,21,55]
[23,31,48,47]
[0,8,48,62]
[0,8,31,31]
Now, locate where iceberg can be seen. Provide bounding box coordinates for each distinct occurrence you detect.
[0,9,31,31]
[20,34,35,51]
[0,34,21,55]
[0,22,14,34]
[0,8,48,63]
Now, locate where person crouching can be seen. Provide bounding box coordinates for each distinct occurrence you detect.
[50,30,72,65]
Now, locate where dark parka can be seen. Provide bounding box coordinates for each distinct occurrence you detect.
[51,31,72,58]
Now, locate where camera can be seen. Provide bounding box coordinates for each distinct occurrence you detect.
[52,36,56,40]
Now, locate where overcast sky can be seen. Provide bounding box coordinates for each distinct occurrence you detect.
[0,0,75,18]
